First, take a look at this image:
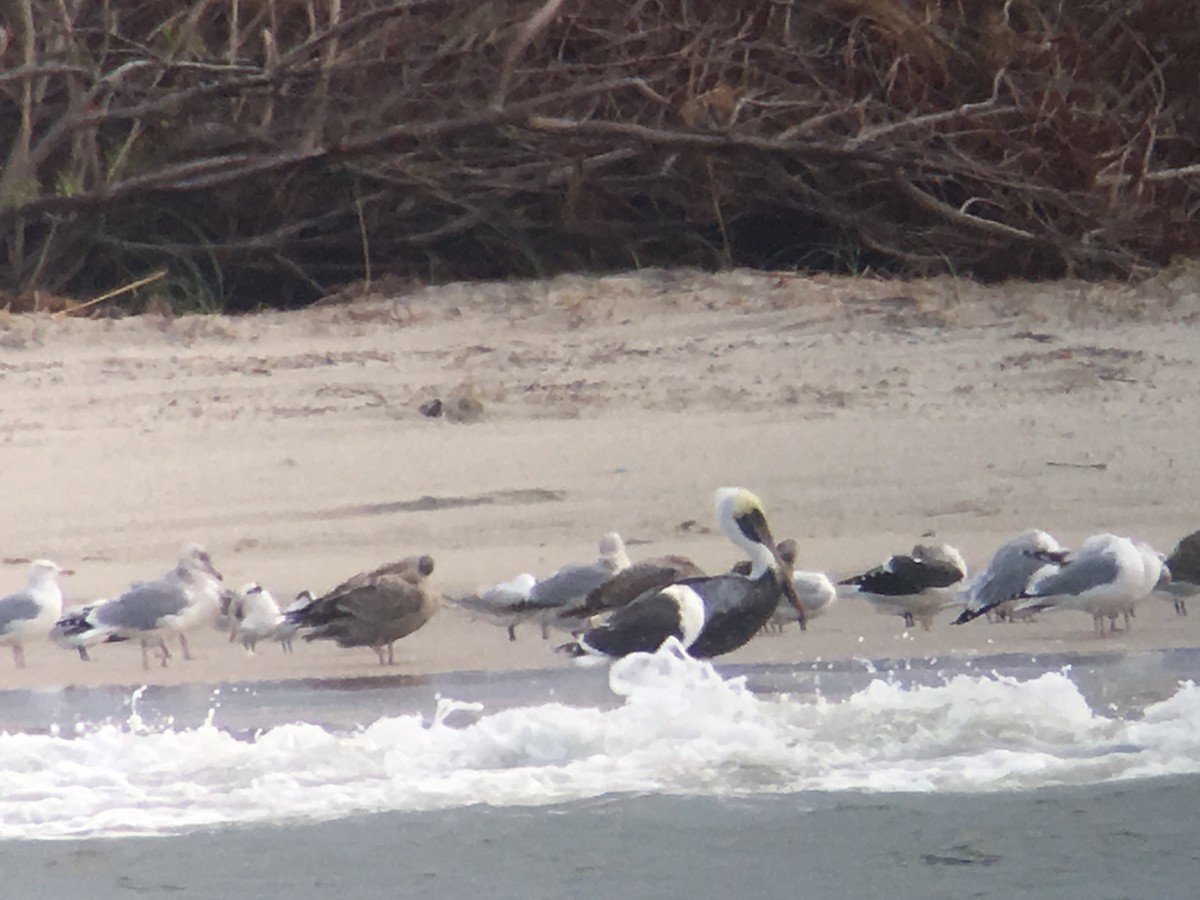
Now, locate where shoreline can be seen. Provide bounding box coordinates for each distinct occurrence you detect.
[3,267,1199,692]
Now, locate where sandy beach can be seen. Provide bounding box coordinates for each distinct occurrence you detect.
[3,265,1200,690]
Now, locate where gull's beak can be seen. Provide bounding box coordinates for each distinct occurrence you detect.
[59,567,75,576]
[1030,549,1069,565]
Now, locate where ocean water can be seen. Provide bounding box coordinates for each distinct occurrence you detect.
[2,642,1200,839]
[5,644,1200,898]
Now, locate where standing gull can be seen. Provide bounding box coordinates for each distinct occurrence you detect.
[450,573,539,641]
[840,543,968,631]
[53,545,223,669]
[1161,529,1200,615]
[559,487,805,660]
[227,583,285,653]
[0,560,71,669]
[526,533,631,635]
[286,554,438,665]
[953,529,1068,625]
[1013,533,1154,635]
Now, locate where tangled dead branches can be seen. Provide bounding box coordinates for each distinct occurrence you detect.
[1,0,1198,310]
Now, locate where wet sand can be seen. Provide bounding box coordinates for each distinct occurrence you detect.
[3,266,1200,689]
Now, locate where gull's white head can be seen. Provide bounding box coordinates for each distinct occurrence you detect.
[26,559,70,586]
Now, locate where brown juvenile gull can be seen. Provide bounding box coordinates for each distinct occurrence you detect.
[557,555,705,623]
[0,560,71,669]
[52,544,223,669]
[839,543,968,631]
[287,555,438,665]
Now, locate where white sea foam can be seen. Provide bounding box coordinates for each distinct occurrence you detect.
[2,643,1199,839]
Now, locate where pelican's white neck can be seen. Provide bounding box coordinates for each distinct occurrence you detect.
[715,487,775,578]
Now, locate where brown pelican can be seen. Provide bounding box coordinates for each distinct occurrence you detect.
[52,545,223,669]
[0,560,71,669]
[840,543,967,631]
[558,487,804,660]
[734,539,835,632]
[287,555,438,664]
[953,530,1067,625]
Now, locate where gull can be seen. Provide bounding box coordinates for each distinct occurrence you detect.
[954,529,1068,625]
[1013,533,1156,635]
[1161,529,1200,615]
[840,543,968,630]
[226,583,284,653]
[52,545,223,669]
[525,533,631,635]
[285,555,438,665]
[0,560,71,669]
[558,487,805,660]
[556,555,705,623]
[449,573,538,641]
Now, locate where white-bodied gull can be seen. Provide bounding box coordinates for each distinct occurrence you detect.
[227,582,285,653]
[449,573,539,641]
[839,543,968,630]
[954,529,1068,625]
[735,539,835,632]
[286,554,438,665]
[53,545,223,669]
[0,560,71,669]
[559,487,805,660]
[1013,533,1157,635]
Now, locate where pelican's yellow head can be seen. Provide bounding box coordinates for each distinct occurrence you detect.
[714,486,806,626]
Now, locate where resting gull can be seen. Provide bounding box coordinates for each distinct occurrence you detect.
[450,573,539,641]
[953,529,1068,625]
[0,560,71,669]
[227,582,285,653]
[839,543,968,631]
[286,554,438,665]
[1161,529,1200,615]
[526,533,631,635]
[52,544,223,669]
[558,487,805,660]
[1013,533,1157,635]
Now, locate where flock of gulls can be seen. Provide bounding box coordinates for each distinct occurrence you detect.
[0,487,1198,672]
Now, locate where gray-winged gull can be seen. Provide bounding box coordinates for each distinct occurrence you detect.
[286,555,438,665]
[0,560,71,669]
[449,573,538,641]
[53,544,223,669]
[839,543,968,630]
[1013,533,1157,635]
[558,487,805,660]
[557,554,705,623]
[527,533,631,635]
[953,529,1068,625]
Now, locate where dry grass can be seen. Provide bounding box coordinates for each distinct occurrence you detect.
[1,0,1198,311]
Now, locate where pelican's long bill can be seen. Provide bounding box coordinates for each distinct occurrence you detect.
[769,535,806,628]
